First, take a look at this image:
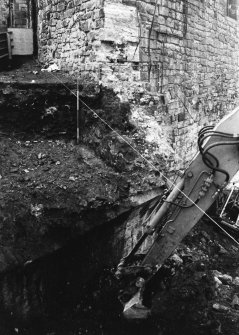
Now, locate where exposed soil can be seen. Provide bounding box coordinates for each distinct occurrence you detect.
[150,221,239,335]
[0,57,72,84]
[0,134,131,266]
[1,215,239,335]
[0,59,167,272]
[0,60,239,335]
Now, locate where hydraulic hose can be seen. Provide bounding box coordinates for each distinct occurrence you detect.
[198,127,239,183]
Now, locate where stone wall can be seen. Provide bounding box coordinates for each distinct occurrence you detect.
[0,0,9,31]
[37,0,106,76]
[128,0,239,170]
[38,0,239,173]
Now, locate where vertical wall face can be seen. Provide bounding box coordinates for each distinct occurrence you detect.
[38,0,239,171]
[37,0,140,84]
[37,0,106,77]
[131,0,239,169]
[0,0,9,31]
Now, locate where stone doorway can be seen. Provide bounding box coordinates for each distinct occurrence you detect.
[7,0,38,57]
[0,0,38,61]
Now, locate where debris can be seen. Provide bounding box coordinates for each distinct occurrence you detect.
[36,184,44,189]
[2,86,14,95]
[171,253,183,265]
[30,204,44,218]
[79,200,88,207]
[43,106,58,117]
[218,244,228,255]
[212,303,230,312]
[41,63,60,72]
[38,153,46,159]
[232,277,239,286]
[214,276,222,288]
[201,231,211,241]
[231,245,239,252]
[69,176,77,181]
[217,274,233,285]
[10,168,18,173]
[212,271,233,285]
[212,270,222,277]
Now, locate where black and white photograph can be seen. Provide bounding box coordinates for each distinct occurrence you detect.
[0,0,239,334]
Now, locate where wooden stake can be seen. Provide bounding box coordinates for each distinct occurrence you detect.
[77,78,80,144]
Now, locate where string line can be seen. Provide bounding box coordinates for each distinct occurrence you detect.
[34,59,239,247]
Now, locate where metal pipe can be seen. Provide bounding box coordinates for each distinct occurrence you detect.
[219,186,235,218]
[7,31,12,60]
[76,78,80,144]
[147,177,185,232]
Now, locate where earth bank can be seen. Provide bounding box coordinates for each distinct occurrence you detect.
[0,62,239,334]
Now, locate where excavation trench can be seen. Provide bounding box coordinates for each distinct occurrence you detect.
[0,75,166,334]
[1,200,239,335]
[1,73,239,334]
[0,204,163,335]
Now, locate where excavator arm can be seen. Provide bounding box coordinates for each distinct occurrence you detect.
[116,106,239,319]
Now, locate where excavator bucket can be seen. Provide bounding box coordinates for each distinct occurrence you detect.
[123,291,150,320]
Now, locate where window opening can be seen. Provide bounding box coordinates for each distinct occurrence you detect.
[9,0,31,28]
[227,0,238,20]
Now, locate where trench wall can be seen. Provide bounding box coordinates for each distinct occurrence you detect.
[38,0,239,171]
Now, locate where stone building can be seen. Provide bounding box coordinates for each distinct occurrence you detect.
[27,0,239,168]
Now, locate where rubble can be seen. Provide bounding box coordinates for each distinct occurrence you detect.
[213,303,230,312]
[217,274,233,285]
[41,63,60,73]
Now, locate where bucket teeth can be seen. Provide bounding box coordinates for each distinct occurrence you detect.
[123,290,151,320]
[123,302,151,320]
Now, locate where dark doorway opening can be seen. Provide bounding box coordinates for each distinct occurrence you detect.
[8,0,38,55]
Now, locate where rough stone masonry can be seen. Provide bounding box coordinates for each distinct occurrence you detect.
[39,0,239,170]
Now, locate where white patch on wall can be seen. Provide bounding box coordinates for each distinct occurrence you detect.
[99,2,139,45]
[131,108,175,157]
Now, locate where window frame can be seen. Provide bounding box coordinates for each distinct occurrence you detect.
[227,0,238,20]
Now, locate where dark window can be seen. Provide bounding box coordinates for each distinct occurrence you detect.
[9,0,30,28]
[227,0,238,20]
